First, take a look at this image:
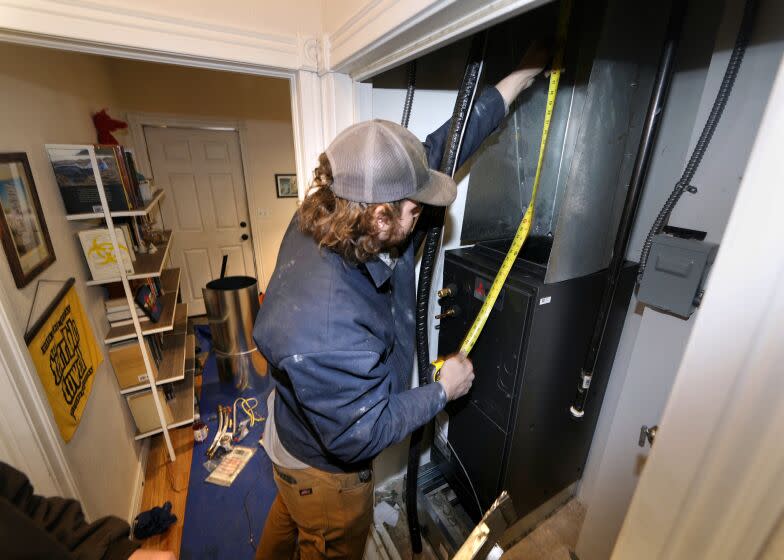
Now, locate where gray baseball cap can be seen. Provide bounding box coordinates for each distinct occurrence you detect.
[325,119,456,206]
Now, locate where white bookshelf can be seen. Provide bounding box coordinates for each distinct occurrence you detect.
[49,143,189,462]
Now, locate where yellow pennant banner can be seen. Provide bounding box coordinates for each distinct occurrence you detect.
[25,280,103,442]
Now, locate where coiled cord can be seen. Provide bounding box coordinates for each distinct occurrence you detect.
[637,0,758,282]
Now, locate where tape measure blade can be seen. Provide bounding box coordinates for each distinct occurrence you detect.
[455,2,571,359]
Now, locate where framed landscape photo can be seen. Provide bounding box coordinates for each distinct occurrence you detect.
[275,173,298,198]
[0,153,56,288]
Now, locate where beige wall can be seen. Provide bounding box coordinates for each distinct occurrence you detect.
[0,42,297,520]
[0,43,141,519]
[105,59,298,290]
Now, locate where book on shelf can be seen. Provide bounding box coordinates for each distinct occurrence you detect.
[108,316,151,328]
[104,276,164,301]
[78,227,135,280]
[135,283,162,323]
[108,335,164,389]
[46,144,148,215]
[123,150,146,206]
[46,145,127,214]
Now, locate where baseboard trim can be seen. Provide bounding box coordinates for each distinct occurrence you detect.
[127,439,151,525]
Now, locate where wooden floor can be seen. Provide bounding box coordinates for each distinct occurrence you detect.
[139,355,204,557]
[138,425,194,557]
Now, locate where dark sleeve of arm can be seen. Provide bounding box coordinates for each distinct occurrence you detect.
[0,461,140,560]
[279,350,447,464]
[423,86,507,171]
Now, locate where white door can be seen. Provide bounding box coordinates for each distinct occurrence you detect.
[145,127,255,316]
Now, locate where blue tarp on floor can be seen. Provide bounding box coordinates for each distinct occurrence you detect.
[180,326,276,560]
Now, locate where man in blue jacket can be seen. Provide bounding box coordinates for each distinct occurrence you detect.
[254,46,546,559]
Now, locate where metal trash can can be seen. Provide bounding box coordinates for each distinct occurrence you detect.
[202,276,264,391]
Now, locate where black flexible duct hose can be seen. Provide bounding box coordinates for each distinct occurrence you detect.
[637,0,758,282]
[406,34,486,554]
[569,0,687,418]
[401,61,417,128]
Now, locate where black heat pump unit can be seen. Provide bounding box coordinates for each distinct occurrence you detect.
[431,0,682,523]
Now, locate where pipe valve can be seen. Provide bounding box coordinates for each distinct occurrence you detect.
[435,306,459,320]
[437,284,457,299]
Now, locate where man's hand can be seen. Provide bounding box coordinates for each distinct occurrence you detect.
[495,39,551,108]
[129,550,176,560]
[438,352,475,401]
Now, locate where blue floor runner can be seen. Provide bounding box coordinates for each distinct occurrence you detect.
[180,326,276,560]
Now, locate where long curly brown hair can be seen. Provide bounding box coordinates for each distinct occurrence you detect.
[298,153,403,263]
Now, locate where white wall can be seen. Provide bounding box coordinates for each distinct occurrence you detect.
[371,86,466,484]
[0,43,141,519]
[105,59,298,291]
[577,0,784,557]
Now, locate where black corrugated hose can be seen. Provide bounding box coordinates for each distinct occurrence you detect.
[407,34,487,554]
[637,0,758,283]
[401,61,417,129]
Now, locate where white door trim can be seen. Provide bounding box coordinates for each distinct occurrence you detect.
[126,113,265,287]
[0,1,313,74]
[612,56,784,560]
[0,285,82,505]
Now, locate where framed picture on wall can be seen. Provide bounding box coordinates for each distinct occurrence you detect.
[0,153,56,288]
[275,174,298,198]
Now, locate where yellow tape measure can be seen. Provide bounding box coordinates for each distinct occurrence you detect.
[433,1,571,381]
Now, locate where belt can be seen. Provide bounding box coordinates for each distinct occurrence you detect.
[273,464,372,485]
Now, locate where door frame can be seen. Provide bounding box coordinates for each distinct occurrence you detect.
[612,55,784,559]
[126,113,265,288]
[0,285,82,505]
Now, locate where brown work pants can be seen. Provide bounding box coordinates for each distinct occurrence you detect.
[256,464,373,559]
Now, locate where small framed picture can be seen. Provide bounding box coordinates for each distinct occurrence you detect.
[275,174,298,198]
[0,153,56,288]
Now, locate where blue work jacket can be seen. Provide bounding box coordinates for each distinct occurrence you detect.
[254,87,506,473]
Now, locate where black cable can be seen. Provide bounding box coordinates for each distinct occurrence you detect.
[407,33,487,554]
[637,0,758,282]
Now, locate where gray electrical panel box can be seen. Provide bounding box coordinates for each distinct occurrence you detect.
[637,234,718,318]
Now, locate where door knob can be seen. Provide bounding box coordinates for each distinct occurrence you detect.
[240,221,247,228]
[241,234,249,241]
[638,425,658,447]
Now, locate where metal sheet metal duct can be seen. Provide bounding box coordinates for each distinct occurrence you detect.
[203,275,264,391]
[461,0,670,284]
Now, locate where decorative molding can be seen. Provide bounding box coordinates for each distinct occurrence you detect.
[298,33,321,73]
[127,439,149,524]
[0,0,301,70]
[327,0,548,80]
[328,0,396,52]
[291,71,325,200]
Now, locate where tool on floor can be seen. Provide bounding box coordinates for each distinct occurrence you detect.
[205,446,256,487]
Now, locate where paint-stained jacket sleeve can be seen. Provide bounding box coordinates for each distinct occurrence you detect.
[423,86,506,171]
[278,350,447,465]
